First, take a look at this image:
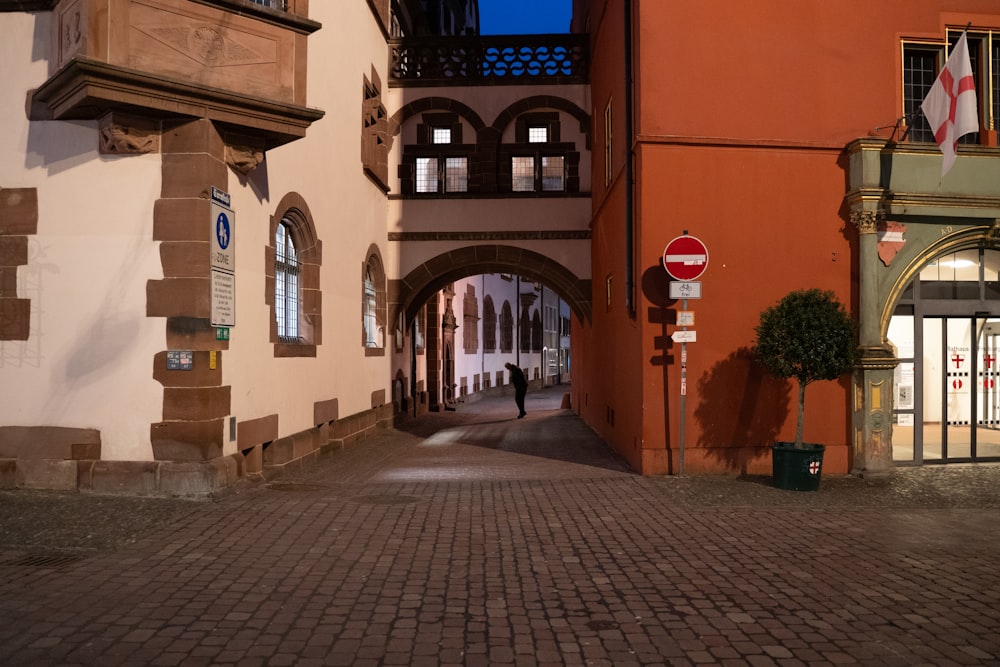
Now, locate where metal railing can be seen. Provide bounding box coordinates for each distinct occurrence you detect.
[390,34,589,86]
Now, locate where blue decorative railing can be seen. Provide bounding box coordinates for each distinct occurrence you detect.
[390,34,589,86]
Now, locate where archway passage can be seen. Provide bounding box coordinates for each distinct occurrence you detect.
[390,244,591,328]
[887,245,1000,465]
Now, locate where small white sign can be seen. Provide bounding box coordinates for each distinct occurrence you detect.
[677,311,695,326]
[211,269,236,327]
[671,330,697,343]
[669,281,702,299]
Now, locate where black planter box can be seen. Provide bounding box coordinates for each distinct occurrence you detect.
[771,442,825,491]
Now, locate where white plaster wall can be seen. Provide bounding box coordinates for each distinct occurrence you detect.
[220,1,394,442]
[451,273,544,397]
[0,13,165,460]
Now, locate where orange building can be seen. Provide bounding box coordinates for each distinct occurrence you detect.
[573,0,1000,476]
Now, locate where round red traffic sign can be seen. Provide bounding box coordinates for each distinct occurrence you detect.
[662,235,709,281]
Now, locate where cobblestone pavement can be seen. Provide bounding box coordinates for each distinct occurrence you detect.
[1,386,999,666]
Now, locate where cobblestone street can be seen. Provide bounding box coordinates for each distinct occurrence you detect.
[1,387,999,666]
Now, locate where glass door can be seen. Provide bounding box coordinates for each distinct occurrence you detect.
[922,316,1000,462]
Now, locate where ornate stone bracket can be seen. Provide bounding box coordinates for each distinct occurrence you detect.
[225,144,265,176]
[98,112,160,155]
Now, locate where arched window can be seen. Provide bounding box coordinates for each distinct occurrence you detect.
[362,245,387,354]
[275,222,299,341]
[483,296,496,353]
[268,194,320,357]
[500,301,513,353]
[364,267,377,347]
[531,309,543,352]
[520,307,532,352]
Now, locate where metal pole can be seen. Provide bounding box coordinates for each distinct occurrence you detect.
[679,296,687,476]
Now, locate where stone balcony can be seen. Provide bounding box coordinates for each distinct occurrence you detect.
[23,0,323,149]
[389,33,589,87]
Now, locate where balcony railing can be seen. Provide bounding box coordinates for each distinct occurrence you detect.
[390,34,589,87]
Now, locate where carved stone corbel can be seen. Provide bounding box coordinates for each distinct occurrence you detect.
[98,113,160,155]
[225,144,266,176]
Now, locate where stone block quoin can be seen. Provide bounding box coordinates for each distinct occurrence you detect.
[0,187,38,341]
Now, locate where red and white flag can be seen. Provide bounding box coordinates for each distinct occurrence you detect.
[921,31,979,177]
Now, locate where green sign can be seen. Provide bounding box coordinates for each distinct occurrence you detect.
[216,327,230,341]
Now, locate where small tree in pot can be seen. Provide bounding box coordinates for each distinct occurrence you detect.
[754,289,857,490]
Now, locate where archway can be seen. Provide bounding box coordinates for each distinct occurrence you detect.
[390,244,591,328]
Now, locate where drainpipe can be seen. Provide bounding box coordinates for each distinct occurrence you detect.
[624,0,635,317]
[482,273,485,393]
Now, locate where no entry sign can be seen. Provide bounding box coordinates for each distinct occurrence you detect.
[662,235,709,281]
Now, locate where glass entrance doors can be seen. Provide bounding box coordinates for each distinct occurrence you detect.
[922,316,1000,462]
[888,247,1000,464]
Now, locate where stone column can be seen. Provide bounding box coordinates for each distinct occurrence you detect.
[851,210,896,476]
[147,119,232,462]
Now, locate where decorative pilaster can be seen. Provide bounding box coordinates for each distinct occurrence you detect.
[850,209,896,476]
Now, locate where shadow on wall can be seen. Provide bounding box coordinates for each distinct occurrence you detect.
[694,346,790,474]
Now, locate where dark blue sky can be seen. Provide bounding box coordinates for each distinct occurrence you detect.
[478,0,572,35]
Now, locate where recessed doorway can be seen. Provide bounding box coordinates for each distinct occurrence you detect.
[889,247,1000,464]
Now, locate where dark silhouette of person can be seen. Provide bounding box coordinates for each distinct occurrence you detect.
[505,362,528,419]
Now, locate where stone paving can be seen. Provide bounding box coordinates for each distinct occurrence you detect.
[1,386,999,666]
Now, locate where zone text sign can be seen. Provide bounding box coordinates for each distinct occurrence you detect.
[211,200,235,273]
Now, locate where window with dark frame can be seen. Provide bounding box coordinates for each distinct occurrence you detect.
[500,301,513,353]
[506,111,574,194]
[903,29,1000,144]
[275,222,299,342]
[483,296,497,353]
[405,114,469,195]
[362,246,387,353]
[364,267,378,347]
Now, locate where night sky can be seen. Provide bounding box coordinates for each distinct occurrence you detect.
[478,0,572,35]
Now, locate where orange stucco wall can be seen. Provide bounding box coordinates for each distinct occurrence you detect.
[576,0,1000,475]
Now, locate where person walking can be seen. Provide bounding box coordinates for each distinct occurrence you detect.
[505,362,528,419]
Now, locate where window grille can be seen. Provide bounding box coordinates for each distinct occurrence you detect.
[528,126,548,143]
[541,156,565,192]
[416,157,439,193]
[512,156,535,192]
[248,0,287,10]
[432,127,452,144]
[364,268,378,347]
[445,157,468,192]
[275,222,299,341]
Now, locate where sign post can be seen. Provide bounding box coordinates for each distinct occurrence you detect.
[210,188,236,329]
[663,233,708,477]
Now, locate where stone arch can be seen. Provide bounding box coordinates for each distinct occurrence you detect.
[387,96,487,146]
[391,244,591,329]
[879,225,993,340]
[491,95,592,148]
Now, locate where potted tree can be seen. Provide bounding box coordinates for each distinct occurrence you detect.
[754,289,857,491]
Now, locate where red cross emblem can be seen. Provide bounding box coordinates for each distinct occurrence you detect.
[952,353,965,369]
[808,460,821,475]
[985,354,995,369]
